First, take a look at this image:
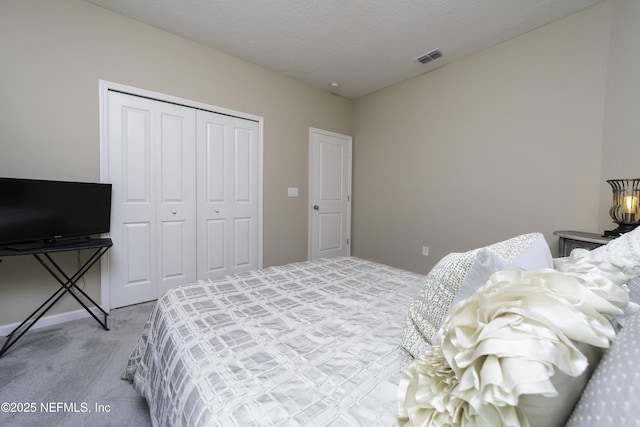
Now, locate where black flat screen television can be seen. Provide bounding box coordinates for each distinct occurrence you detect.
[0,178,112,250]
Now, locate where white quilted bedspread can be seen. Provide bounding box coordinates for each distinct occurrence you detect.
[124,257,424,427]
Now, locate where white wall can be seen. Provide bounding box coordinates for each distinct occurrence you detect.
[599,0,640,232]
[352,2,613,273]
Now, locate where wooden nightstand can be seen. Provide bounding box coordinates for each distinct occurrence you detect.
[553,230,614,257]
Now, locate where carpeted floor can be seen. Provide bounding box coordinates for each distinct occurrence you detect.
[0,301,155,427]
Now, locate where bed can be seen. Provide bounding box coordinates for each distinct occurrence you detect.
[125,230,640,427]
[123,256,424,426]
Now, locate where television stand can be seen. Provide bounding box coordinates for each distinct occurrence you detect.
[0,238,112,357]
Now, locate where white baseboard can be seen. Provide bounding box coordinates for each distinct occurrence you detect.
[0,307,105,336]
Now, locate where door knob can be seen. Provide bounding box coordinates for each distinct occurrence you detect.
[172,210,177,214]
[313,205,319,210]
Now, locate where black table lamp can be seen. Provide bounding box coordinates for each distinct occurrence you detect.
[604,178,640,237]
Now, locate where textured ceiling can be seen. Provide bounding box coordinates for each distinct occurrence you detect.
[87,0,603,99]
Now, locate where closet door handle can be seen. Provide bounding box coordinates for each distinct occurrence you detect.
[313,205,319,210]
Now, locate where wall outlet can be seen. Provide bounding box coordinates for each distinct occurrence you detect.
[422,246,429,256]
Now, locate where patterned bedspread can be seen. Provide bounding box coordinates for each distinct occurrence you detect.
[124,257,424,426]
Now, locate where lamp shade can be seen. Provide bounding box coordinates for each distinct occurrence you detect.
[605,178,640,236]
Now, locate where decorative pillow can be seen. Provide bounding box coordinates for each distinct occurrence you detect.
[398,264,630,427]
[564,312,640,427]
[429,249,510,345]
[588,226,640,278]
[450,249,511,310]
[555,247,640,330]
[400,232,553,363]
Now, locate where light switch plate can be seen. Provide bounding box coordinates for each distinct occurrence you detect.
[288,187,299,197]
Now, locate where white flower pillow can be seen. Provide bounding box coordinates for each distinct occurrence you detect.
[400,232,553,364]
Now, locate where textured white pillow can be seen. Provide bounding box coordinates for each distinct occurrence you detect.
[451,249,511,308]
[555,243,640,330]
[588,226,640,278]
[453,234,553,313]
[400,232,553,363]
[430,249,510,345]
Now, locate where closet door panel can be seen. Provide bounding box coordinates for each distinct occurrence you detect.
[156,104,197,296]
[109,92,196,308]
[108,92,158,308]
[205,122,226,201]
[123,108,151,202]
[197,111,230,277]
[234,217,251,268]
[205,219,226,274]
[197,111,232,279]
[123,222,152,285]
[197,111,259,279]
[234,127,251,202]
[230,118,259,273]
[160,221,190,288]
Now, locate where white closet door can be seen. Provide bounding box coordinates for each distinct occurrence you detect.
[155,102,197,295]
[196,110,260,279]
[108,91,196,308]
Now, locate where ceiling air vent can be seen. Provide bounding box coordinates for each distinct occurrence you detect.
[416,49,443,65]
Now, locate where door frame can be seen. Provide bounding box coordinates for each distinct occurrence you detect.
[98,80,264,311]
[308,127,352,260]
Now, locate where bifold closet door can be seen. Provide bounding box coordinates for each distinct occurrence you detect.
[108,91,197,308]
[196,110,260,279]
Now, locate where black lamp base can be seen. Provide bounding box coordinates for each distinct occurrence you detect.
[603,223,639,237]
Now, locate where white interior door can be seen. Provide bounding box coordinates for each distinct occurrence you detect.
[108,91,196,308]
[309,128,352,260]
[197,110,260,278]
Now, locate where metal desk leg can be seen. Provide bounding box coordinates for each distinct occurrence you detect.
[36,248,110,330]
[0,246,110,358]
